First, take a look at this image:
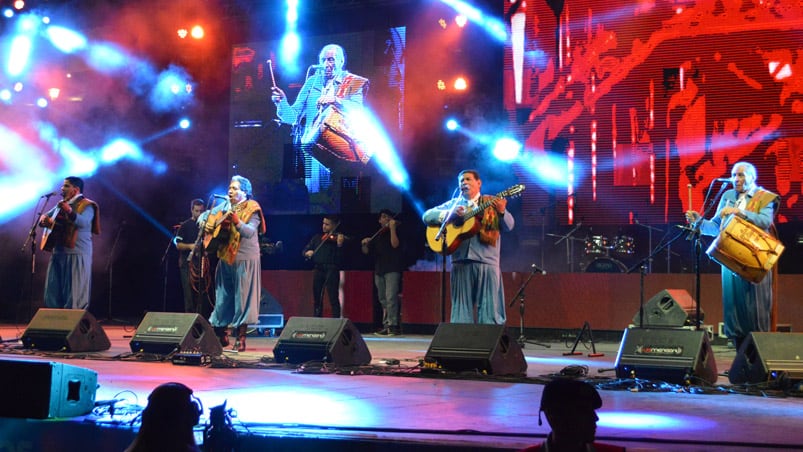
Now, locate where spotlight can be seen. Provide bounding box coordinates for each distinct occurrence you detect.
[179,118,191,129]
[455,15,467,27]
[445,119,459,131]
[492,137,521,162]
[190,25,204,40]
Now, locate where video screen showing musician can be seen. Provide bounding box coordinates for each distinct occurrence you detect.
[685,161,780,350]
[39,176,101,310]
[422,170,515,325]
[200,175,266,352]
[271,44,370,193]
[302,214,345,318]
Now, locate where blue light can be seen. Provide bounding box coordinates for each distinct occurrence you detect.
[7,35,32,77]
[45,26,88,53]
[179,118,191,129]
[492,137,521,162]
[445,119,459,131]
[598,411,718,432]
[36,97,48,108]
[518,150,572,188]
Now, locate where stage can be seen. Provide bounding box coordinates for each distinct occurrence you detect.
[1,323,802,451]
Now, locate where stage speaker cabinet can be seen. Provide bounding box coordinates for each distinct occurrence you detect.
[272,317,371,366]
[0,359,97,419]
[130,312,222,356]
[424,323,527,376]
[21,308,111,352]
[728,332,803,385]
[632,289,703,328]
[615,327,718,385]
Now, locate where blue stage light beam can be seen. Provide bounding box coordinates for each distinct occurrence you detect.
[517,149,574,189]
[279,0,301,76]
[44,25,87,53]
[492,137,521,162]
[348,107,410,191]
[438,0,507,42]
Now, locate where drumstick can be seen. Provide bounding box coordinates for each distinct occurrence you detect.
[267,59,276,88]
[687,183,692,212]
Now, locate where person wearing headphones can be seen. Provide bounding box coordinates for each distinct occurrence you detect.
[125,382,202,452]
[521,379,625,452]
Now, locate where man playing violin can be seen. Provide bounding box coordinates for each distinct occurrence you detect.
[422,169,515,325]
[202,175,266,352]
[361,209,404,336]
[303,214,345,318]
[39,176,100,310]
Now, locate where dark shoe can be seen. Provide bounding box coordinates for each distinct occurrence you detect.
[375,327,396,337]
[214,327,230,347]
[234,325,248,352]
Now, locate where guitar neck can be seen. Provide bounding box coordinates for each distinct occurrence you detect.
[463,197,498,220]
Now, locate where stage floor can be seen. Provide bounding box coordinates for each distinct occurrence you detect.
[1,323,802,451]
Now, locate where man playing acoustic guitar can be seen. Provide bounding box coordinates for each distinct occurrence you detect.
[422,170,515,325]
[39,176,100,310]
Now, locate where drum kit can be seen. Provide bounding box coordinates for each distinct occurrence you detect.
[582,234,635,272]
[547,227,636,272]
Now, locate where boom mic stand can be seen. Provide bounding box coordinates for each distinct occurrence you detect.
[508,264,550,349]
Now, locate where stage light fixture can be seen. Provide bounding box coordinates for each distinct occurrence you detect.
[445,119,459,131]
[190,25,204,39]
[492,137,521,162]
[177,28,188,39]
[453,77,468,91]
[455,15,467,27]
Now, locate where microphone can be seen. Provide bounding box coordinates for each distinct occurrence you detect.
[530,263,547,275]
[40,192,57,198]
[715,178,731,183]
[310,64,324,69]
[213,194,228,199]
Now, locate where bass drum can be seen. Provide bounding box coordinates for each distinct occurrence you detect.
[584,257,626,273]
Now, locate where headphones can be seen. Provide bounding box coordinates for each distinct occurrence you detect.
[144,382,202,427]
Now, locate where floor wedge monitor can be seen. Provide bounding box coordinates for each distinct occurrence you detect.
[273,317,371,366]
[424,323,527,376]
[21,308,111,352]
[632,289,702,328]
[729,332,803,386]
[129,312,222,356]
[0,359,97,419]
[615,327,718,385]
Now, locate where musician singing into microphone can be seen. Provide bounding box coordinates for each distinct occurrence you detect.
[201,175,266,352]
[361,209,404,336]
[39,176,100,310]
[303,214,345,318]
[422,170,515,325]
[685,162,780,350]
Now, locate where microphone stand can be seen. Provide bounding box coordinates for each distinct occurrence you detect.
[508,265,550,348]
[161,227,180,312]
[633,219,663,273]
[552,222,582,272]
[434,193,461,324]
[20,195,51,321]
[105,221,127,324]
[685,181,729,332]
[626,229,687,328]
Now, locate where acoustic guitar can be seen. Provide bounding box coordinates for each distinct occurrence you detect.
[40,207,63,252]
[425,184,525,255]
[202,208,234,255]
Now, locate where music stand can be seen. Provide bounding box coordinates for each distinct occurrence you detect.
[508,264,550,349]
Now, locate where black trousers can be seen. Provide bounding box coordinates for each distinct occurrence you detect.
[312,266,341,318]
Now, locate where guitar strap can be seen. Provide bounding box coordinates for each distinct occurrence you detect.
[477,195,500,247]
[63,197,101,249]
[218,200,266,265]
